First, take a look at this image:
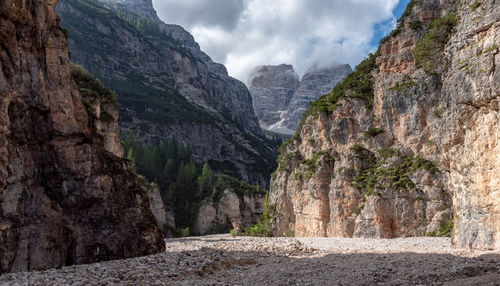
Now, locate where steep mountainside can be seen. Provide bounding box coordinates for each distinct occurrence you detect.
[56,0,277,188]
[271,0,499,250]
[250,64,351,135]
[0,0,164,274]
[250,65,299,132]
[281,64,353,133]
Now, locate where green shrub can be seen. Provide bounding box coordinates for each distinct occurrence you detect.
[470,1,482,11]
[179,227,190,237]
[240,192,276,237]
[351,148,440,194]
[286,229,295,237]
[230,229,238,237]
[377,147,396,158]
[99,111,114,123]
[413,14,458,73]
[389,75,417,91]
[350,144,366,152]
[426,218,453,237]
[364,127,385,137]
[301,150,334,172]
[477,45,498,57]
[311,51,379,115]
[71,63,118,110]
[409,20,423,30]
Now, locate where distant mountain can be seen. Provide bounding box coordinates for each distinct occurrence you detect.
[57,0,278,188]
[249,63,352,135]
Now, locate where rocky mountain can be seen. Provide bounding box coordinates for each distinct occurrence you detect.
[249,65,299,133]
[250,64,352,135]
[0,0,165,274]
[195,191,264,235]
[271,0,499,250]
[56,0,277,188]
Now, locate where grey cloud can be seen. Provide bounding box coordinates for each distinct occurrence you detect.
[153,0,400,83]
[153,0,245,31]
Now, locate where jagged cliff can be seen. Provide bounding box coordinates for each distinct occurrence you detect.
[250,65,299,133]
[0,0,165,274]
[250,64,351,135]
[56,0,277,188]
[195,191,264,235]
[271,0,499,250]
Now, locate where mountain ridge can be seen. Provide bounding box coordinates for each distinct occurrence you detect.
[57,0,278,188]
[250,63,352,134]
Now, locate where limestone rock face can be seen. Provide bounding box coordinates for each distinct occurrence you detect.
[439,0,499,249]
[0,0,165,274]
[281,64,353,133]
[271,0,499,249]
[195,190,264,235]
[145,182,175,233]
[249,64,351,135]
[57,0,277,188]
[249,65,299,131]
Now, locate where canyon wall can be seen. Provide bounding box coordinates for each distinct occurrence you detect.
[271,0,499,249]
[0,0,165,274]
[195,190,264,235]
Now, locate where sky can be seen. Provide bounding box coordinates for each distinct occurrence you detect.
[153,0,411,83]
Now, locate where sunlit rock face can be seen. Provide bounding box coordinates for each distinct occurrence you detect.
[271,0,500,250]
[249,64,351,135]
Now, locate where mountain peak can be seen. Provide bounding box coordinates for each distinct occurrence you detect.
[98,0,159,21]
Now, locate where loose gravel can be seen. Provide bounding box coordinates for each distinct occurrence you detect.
[1,235,499,285]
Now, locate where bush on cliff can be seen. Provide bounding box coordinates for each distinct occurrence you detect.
[413,14,458,72]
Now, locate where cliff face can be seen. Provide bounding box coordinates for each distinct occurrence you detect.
[249,65,299,132]
[56,0,277,188]
[249,64,351,135]
[195,191,264,235]
[281,64,353,133]
[0,0,165,274]
[271,0,499,249]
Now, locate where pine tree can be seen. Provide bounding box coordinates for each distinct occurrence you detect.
[196,162,213,197]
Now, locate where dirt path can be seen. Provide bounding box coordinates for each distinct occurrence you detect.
[1,235,499,285]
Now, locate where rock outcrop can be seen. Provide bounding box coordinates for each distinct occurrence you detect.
[0,0,165,274]
[56,0,277,188]
[249,65,299,132]
[249,64,351,135]
[195,190,264,235]
[271,0,499,250]
[144,181,175,236]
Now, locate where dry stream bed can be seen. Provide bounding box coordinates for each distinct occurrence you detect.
[1,235,499,285]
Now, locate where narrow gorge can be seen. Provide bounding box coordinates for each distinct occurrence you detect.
[0,0,499,282]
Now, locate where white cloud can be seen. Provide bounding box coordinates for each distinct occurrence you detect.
[153,0,400,83]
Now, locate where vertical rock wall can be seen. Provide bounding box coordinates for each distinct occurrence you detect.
[0,0,165,274]
[271,0,499,249]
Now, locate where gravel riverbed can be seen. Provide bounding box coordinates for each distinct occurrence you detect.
[1,235,499,285]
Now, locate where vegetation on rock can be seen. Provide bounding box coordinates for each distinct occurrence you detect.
[350,146,440,195]
[413,14,458,73]
[426,218,454,237]
[231,192,276,237]
[122,133,265,230]
[71,63,118,109]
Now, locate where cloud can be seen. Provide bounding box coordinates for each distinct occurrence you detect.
[153,0,245,31]
[153,0,401,83]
